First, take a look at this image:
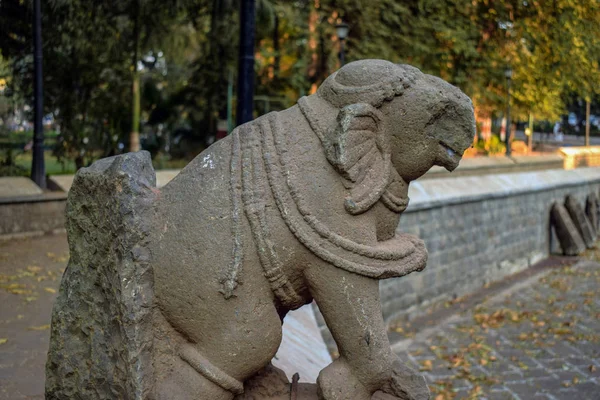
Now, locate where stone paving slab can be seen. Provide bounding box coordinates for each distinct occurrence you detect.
[390,260,600,400]
[273,305,332,383]
[0,234,67,399]
[0,177,43,198]
[2,236,600,399]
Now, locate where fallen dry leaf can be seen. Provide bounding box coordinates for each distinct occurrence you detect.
[420,359,433,371]
[0,338,7,345]
[28,324,50,331]
[44,287,57,294]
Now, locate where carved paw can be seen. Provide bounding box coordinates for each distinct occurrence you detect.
[381,359,430,400]
[317,359,373,400]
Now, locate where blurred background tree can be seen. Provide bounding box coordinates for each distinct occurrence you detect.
[1,0,599,171]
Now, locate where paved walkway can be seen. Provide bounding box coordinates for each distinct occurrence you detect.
[0,234,66,399]
[391,260,600,400]
[1,234,599,399]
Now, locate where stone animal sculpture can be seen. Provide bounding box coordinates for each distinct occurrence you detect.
[46,59,475,400]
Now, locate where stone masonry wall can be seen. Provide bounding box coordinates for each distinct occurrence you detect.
[0,194,67,238]
[313,167,600,350]
[382,182,598,321]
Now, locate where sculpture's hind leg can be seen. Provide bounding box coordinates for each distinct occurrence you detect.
[156,357,235,400]
[152,234,285,399]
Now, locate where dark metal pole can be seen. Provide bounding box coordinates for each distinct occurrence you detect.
[236,0,256,126]
[31,0,46,188]
[339,40,345,66]
[505,77,512,157]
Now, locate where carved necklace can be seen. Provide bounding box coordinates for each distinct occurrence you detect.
[247,112,427,280]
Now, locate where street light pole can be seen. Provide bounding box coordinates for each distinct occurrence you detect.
[31,0,46,188]
[236,0,256,126]
[585,99,591,147]
[504,68,512,157]
[335,22,349,67]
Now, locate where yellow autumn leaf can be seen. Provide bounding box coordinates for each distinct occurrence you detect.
[420,359,433,371]
[0,338,7,345]
[27,266,42,273]
[28,324,50,331]
[44,287,57,294]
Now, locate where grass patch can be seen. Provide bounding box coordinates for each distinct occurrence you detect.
[13,152,76,176]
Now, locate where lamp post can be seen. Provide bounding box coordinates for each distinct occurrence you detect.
[335,22,349,66]
[504,67,512,157]
[31,0,46,188]
[236,0,256,126]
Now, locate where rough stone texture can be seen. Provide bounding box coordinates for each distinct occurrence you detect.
[45,151,157,399]
[585,192,598,234]
[551,202,587,256]
[47,60,476,400]
[565,194,596,248]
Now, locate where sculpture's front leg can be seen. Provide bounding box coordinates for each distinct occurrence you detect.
[306,264,394,400]
[306,263,429,400]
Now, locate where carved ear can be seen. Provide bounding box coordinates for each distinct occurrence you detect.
[324,103,392,215]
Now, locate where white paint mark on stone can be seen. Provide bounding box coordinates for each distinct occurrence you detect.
[201,154,215,169]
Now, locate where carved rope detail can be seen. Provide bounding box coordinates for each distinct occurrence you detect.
[219,128,244,298]
[259,113,428,279]
[238,125,305,309]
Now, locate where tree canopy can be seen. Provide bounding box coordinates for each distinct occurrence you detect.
[1,0,599,166]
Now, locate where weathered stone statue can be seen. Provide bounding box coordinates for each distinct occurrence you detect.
[46,60,475,400]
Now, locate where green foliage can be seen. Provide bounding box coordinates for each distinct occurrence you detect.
[1,0,599,171]
[475,134,506,155]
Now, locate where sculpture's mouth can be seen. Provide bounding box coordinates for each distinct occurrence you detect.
[436,140,463,172]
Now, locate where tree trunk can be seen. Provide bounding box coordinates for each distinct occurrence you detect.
[528,112,533,153]
[273,14,280,77]
[75,155,84,170]
[129,0,141,152]
[130,72,141,152]
[585,99,591,147]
